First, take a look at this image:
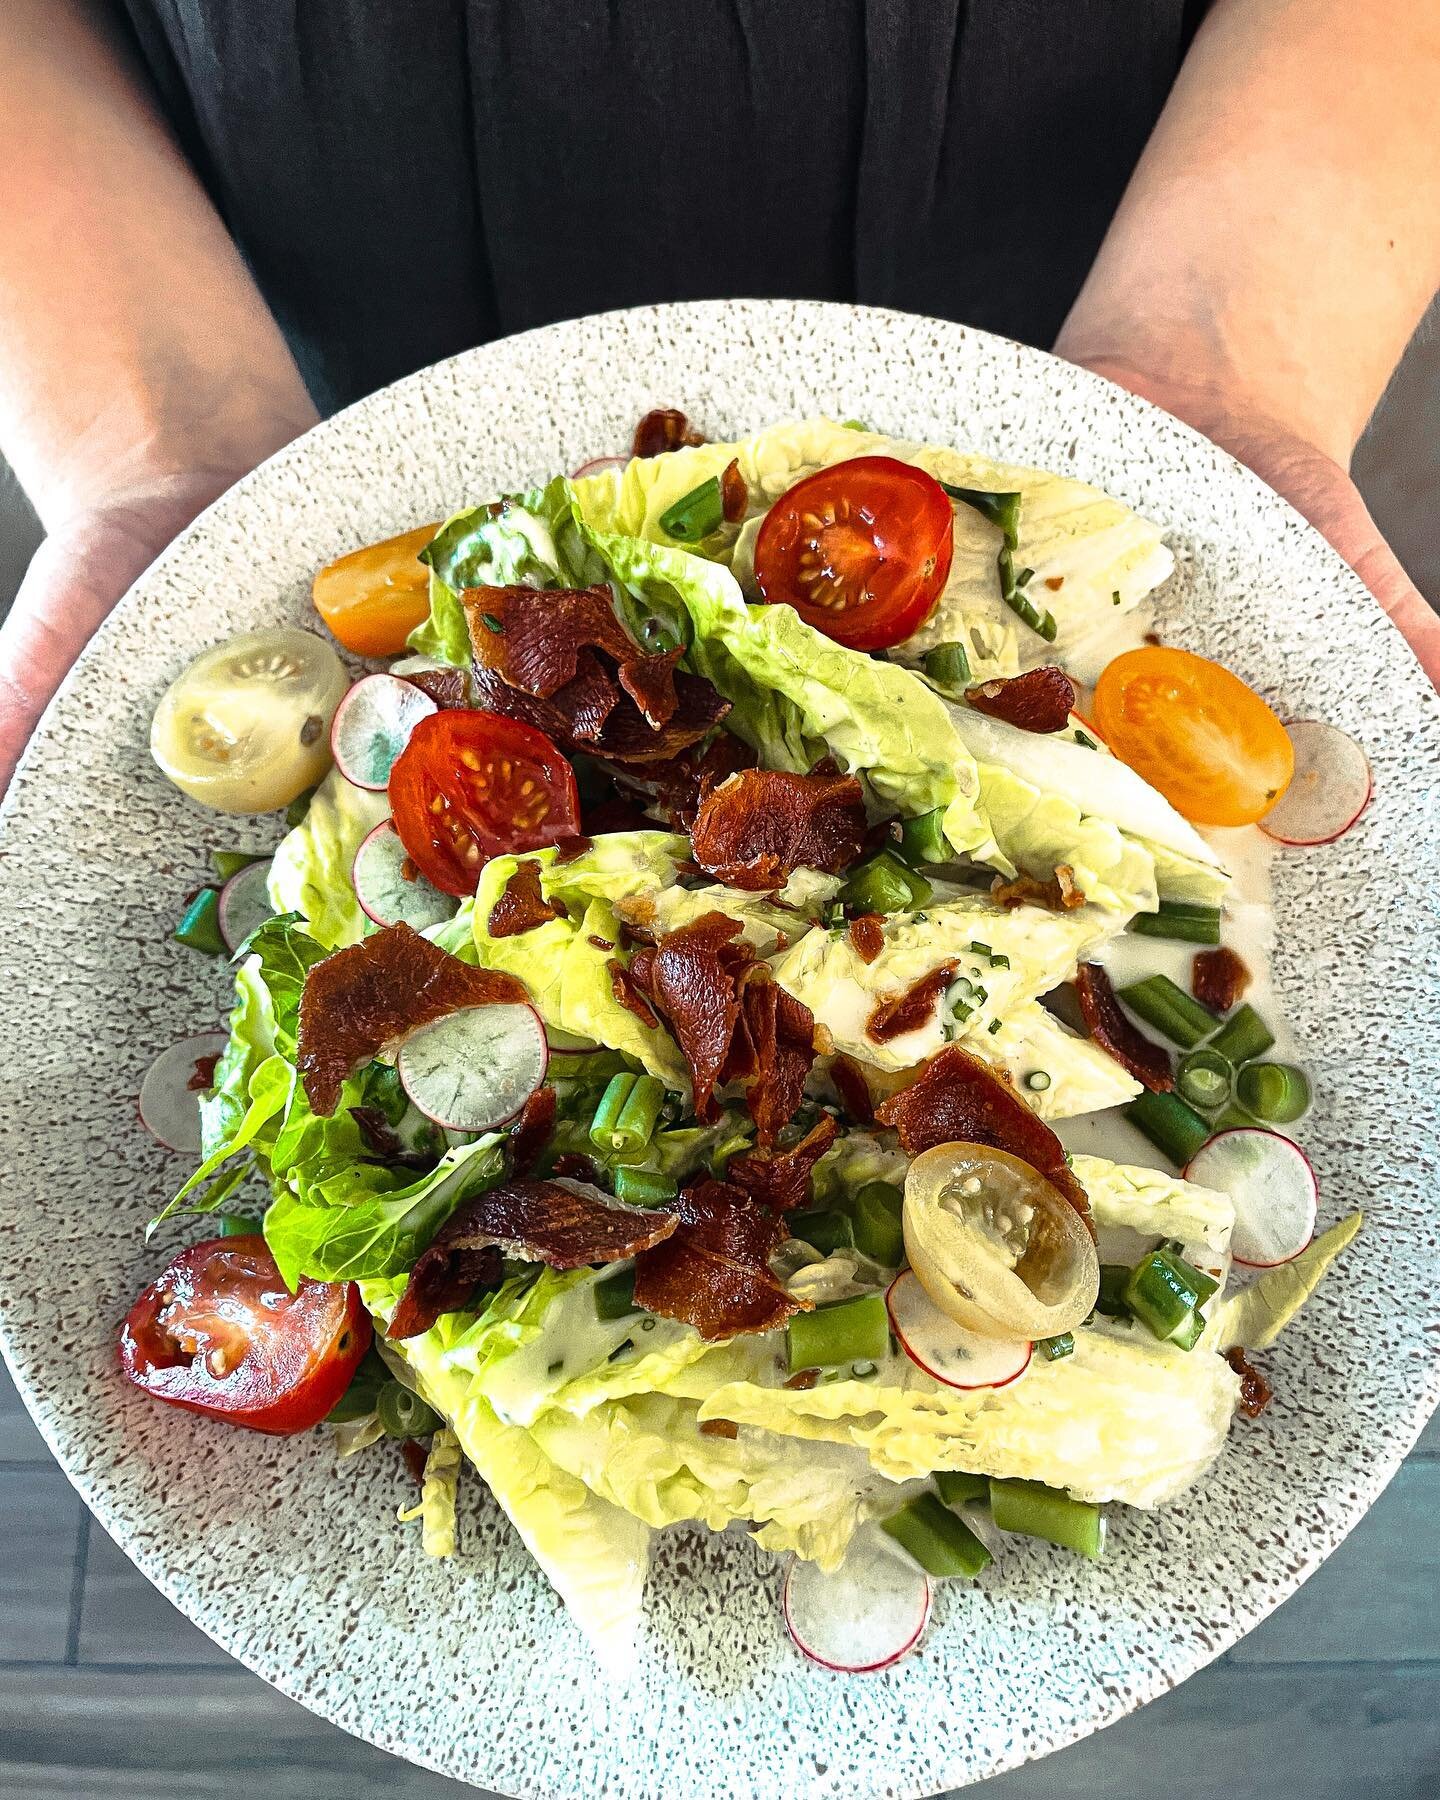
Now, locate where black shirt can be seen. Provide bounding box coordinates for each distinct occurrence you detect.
[115,2,1209,414]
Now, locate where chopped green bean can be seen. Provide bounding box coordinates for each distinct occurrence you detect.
[785,1293,890,1371]
[213,849,269,883]
[611,1165,679,1206]
[790,1208,855,1256]
[990,1478,1105,1560]
[1038,1331,1075,1361]
[590,1073,666,1156]
[325,1348,389,1424]
[376,1382,442,1440]
[1209,1002,1275,1065]
[842,850,931,915]
[1235,1061,1310,1122]
[899,806,950,865]
[935,1470,991,1508]
[658,477,725,542]
[1125,1089,1212,1167]
[1124,1248,1215,1346]
[219,1215,262,1238]
[1095,1264,1133,1318]
[1117,975,1219,1049]
[593,1265,638,1321]
[921,641,972,694]
[1176,1047,1234,1111]
[882,1491,993,1578]
[851,1180,905,1266]
[1128,901,1223,946]
[174,887,226,955]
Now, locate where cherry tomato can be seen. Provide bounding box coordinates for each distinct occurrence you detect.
[388,708,581,896]
[118,1236,370,1436]
[752,457,954,651]
[1092,646,1295,826]
[312,522,439,657]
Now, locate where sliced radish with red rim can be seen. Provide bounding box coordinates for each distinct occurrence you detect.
[352,819,456,931]
[139,1032,230,1154]
[330,673,437,791]
[1260,720,1371,847]
[782,1528,931,1674]
[397,1002,548,1132]
[1185,1128,1317,1267]
[570,454,628,481]
[217,859,276,952]
[886,1272,1033,1390]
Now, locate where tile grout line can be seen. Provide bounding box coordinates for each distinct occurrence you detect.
[62,1507,91,1667]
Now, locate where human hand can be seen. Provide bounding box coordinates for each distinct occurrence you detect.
[1066,355,1440,688]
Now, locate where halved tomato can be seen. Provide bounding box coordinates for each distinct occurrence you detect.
[1092,646,1295,826]
[388,708,581,896]
[752,457,954,651]
[312,522,439,657]
[118,1236,370,1435]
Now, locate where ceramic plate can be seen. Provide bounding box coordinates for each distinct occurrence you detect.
[1,301,1437,1800]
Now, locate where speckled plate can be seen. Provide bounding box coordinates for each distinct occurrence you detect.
[1,301,1437,1799]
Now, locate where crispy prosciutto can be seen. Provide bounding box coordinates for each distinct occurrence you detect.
[487,861,564,938]
[689,769,867,890]
[1193,945,1251,1013]
[632,408,704,458]
[386,1177,678,1339]
[620,731,756,830]
[506,1083,558,1176]
[470,657,729,765]
[1225,1346,1274,1418]
[400,665,472,710]
[966,666,1076,735]
[991,864,1085,912]
[720,458,747,522]
[873,1044,1092,1226]
[847,914,885,965]
[829,1052,876,1124]
[726,1114,840,1212]
[296,923,528,1117]
[633,1177,805,1340]
[867,963,960,1042]
[1074,962,1174,1092]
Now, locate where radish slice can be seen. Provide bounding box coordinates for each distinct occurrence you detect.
[571,454,627,481]
[1260,720,1372,847]
[1185,1128,1318,1267]
[139,1032,229,1154]
[217,860,276,952]
[352,819,456,931]
[886,1272,1032,1389]
[330,674,437,791]
[397,1003,548,1131]
[782,1529,931,1674]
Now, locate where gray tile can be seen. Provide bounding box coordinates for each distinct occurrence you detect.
[1414,1404,1440,1457]
[76,1519,236,1669]
[0,1466,81,1662]
[0,1666,482,1799]
[1228,1461,1440,1664]
[971,1660,1440,1800]
[0,1354,52,1463]
[1353,291,1440,608]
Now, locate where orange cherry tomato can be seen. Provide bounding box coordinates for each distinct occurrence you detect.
[1092,646,1294,826]
[312,522,439,657]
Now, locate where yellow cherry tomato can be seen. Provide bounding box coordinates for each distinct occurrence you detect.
[1092,646,1294,826]
[312,522,439,657]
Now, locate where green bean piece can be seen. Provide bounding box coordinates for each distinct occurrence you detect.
[593,1265,639,1322]
[174,887,227,955]
[921,641,972,695]
[589,1072,640,1152]
[1124,1249,1213,1346]
[658,476,725,542]
[611,1165,679,1206]
[1117,975,1219,1049]
[934,1470,991,1508]
[785,1293,890,1371]
[1125,1089,1212,1167]
[1038,1331,1075,1361]
[851,1180,905,1266]
[325,1348,389,1424]
[842,850,932,915]
[990,1478,1105,1560]
[1208,1002,1276,1065]
[899,806,950,866]
[881,1492,993,1578]
[1176,1047,1234,1111]
[789,1208,855,1256]
[1236,1060,1310,1123]
[376,1381,442,1440]
[1128,901,1223,946]
[1094,1264,1133,1318]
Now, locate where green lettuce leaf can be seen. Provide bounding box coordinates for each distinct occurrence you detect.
[266,770,389,949]
[1072,1152,1235,1252]
[1209,1211,1362,1350]
[985,1002,1141,1120]
[615,875,838,957]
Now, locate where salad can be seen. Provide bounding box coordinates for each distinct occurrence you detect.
[126,412,1370,1673]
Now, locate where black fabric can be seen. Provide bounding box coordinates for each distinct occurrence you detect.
[116,1,1206,415]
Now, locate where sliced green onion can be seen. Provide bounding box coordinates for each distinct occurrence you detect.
[1038,1331,1075,1362]
[851,1180,905,1266]
[611,1165,679,1206]
[1024,1070,1052,1093]
[842,850,932,915]
[1170,1308,1207,1351]
[1128,900,1223,946]
[921,640,972,694]
[899,806,949,866]
[590,1073,665,1156]
[1209,1003,1276,1066]
[376,1382,442,1440]
[593,1265,638,1321]
[989,1479,1105,1560]
[174,887,226,955]
[1117,975,1219,1049]
[658,476,724,543]
[1213,1101,1260,1133]
[1094,1264,1133,1318]
[220,1214,262,1238]
[1001,573,1059,642]
[213,849,268,883]
[790,1208,855,1256]
[1176,1047,1234,1111]
[1125,1089,1212,1166]
[786,1293,890,1371]
[941,483,1022,549]
[935,1470,990,1508]
[881,1492,993,1578]
[325,1349,389,1424]
[1235,1061,1311,1123]
[1124,1249,1213,1345]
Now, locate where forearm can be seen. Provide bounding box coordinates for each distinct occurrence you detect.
[0,0,316,531]
[1056,0,1440,466]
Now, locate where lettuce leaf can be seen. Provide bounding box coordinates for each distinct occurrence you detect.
[616,875,838,957]
[1209,1211,1362,1350]
[985,1002,1141,1119]
[1072,1152,1235,1252]
[267,770,389,949]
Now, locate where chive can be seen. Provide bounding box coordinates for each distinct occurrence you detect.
[1002,576,1059,642]
[935,1470,990,1508]
[881,1492,993,1578]
[376,1382,442,1440]
[174,887,226,955]
[1125,1090,1212,1166]
[213,850,268,883]
[611,1165,679,1206]
[941,483,1022,549]
[1073,729,1099,751]
[842,850,931,915]
[593,1265,638,1321]
[987,1018,1003,1035]
[1015,565,1035,588]
[1025,1070,1052,1093]
[1236,1061,1311,1124]
[1176,1047,1233,1111]
[1117,975,1219,1049]
[786,1294,890,1371]
[658,476,725,543]
[1094,1264,1133,1318]
[989,1479,1105,1560]
[790,1208,855,1256]
[1210,1003,1276,1066]
[922,640,972,694]
[851,1180,905,1266]
[1038,1332,1075,1361]
[1129,901,1222,946]
[899,806,949,866]
[325,1349,389,1424]
[220,1215,262,1238]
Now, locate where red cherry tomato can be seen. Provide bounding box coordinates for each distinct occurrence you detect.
[752,457,955,651]
[387,709,581,897]
[118,1236,370,1436]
